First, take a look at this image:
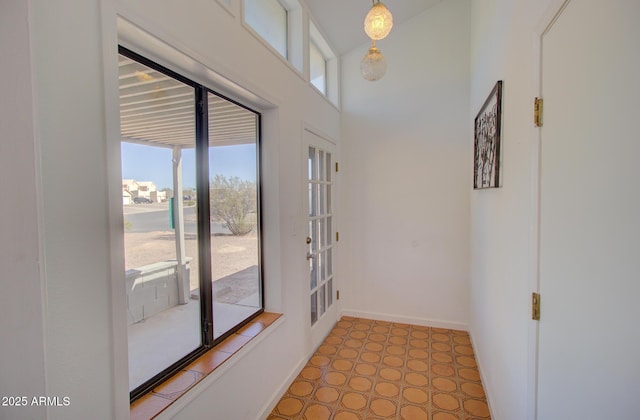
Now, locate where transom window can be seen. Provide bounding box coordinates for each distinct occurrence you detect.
[119,47,263,401]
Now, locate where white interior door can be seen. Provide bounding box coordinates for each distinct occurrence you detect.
[537,1,640,418]
[304,129,338,349]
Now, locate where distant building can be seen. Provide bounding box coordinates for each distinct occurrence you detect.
[123,179,166,204]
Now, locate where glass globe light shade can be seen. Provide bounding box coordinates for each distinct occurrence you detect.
[364,1,393,41]
[360,45,387,81]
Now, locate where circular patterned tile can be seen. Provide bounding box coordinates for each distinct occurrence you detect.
[350,331,367,340]
[400,404,428,420]
[314,386,340,403]
[432,342,452,352]
[432,377,457,392]
[403,387,428,404]
[456,356,477,368]
[325,336,343,345]
[369,398,397,418]
[370,333,387,342]
[354,323,370,331]
[432,352,453,364]
[289,380,314,397]
[373,326,389,334]
[463,398,490,418]
[389,336,408,346]
[454,345,474,356]
[348,376,372,392]
[301,367,322,380]
[339,348,359,359]
[303,403,331,420]
[309,355,331,367]
[407,359,428,372]
[275,397,304,416]
[333,359,354,372]
[375,382,400,398]
[379,367,402,382]
[345,339,364,349]
[391,328,409,336]
[453,336,471,345]
[458,368,481,382]
[334,411,362,420]
[408,349,429,359]
[432,327,449,334]
[318,345,337,355]
[409,339,428,349]
[386,346,405,356]
[324,372,347,386]
[410,330,429,339]
[432,393,460,411]
[332,328,348,336]
[405,372,429,387]
[337,321,352,329]
[432,412,459,420]
[341,392,367,411]
[361,352,381,363]
[365,342,384,352]
[432,364,455,377]
[355,363,377,376]
[461,382,486,398]
[432,333,450,342]
[382,356,404,368]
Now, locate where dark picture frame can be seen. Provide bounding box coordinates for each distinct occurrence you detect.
[474,81,503,189]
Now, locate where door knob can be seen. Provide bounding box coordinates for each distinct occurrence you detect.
[306,237,312,244]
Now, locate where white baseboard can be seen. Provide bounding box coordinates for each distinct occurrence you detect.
[467,329,497,420]
[339,309,469,331]
[256,355,308,420]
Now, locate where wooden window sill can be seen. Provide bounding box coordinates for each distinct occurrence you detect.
[130,312,282,420]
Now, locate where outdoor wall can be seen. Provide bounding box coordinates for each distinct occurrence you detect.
[340,0,471,329]
[5,0,340,419]
[468,1,551,419]
[0,2,47,419]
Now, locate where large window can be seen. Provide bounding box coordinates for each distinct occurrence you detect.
[119,47,262,400]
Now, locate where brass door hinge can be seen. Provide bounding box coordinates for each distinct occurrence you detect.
[534,98,543,127]
[336,231,340,242]
[337,290,340,300]
[335,162,339,172]
[532,292,541,320]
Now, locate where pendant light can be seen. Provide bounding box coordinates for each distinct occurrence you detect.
[360,41,387,82]
[364,0,393,41]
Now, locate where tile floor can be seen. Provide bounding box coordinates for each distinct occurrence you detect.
[269,317,490,420]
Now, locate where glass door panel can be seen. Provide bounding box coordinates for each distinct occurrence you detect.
[119,54,201,392]
[208,92,262,339]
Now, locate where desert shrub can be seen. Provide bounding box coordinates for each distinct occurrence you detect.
[210,175,257,236]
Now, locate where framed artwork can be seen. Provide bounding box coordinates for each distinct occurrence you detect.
[474,81,503,189]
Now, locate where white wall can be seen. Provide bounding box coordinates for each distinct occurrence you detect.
[340,0,471,329]
[0,2,47,419]
[109,0,339,417]
[1,0,341,419]
[468,1,550,419]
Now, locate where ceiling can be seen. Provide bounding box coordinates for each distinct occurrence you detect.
[305,0,444,55]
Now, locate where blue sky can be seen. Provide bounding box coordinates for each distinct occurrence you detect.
[121,142,257,190]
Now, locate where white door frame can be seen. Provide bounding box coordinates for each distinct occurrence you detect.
[302,124,338,351]
[528,1,571,419]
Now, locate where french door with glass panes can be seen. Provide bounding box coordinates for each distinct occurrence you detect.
[305,129,337,348]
